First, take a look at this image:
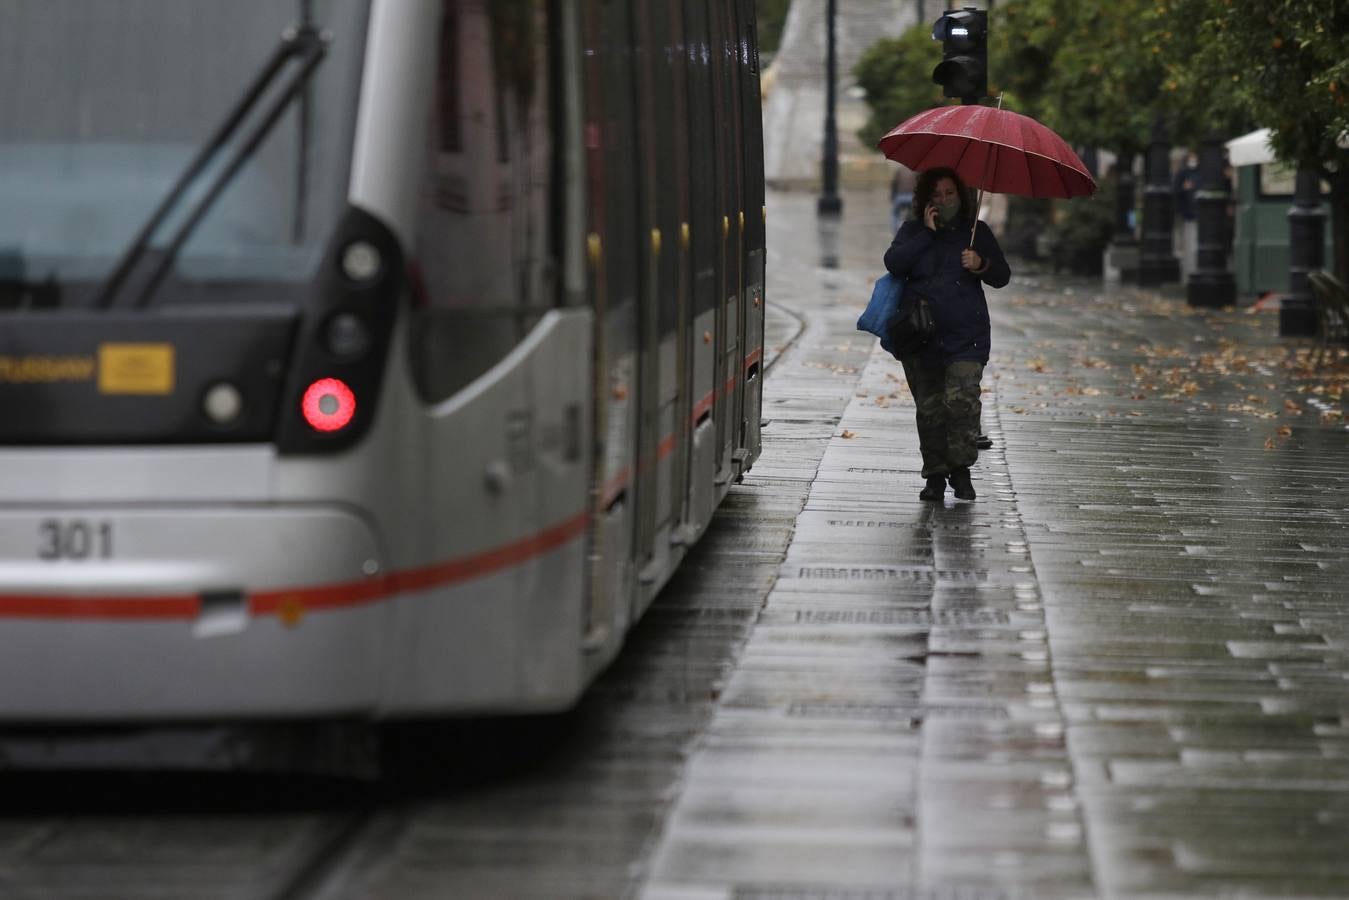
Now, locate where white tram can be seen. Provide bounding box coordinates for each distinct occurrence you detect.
[0,0,765,747]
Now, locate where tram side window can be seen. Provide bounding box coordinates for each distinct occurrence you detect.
[410,0,554,403]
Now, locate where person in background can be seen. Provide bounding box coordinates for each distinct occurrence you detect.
[884,167,1010,503]
[890,166,916,233]
[1173,151,1199,277]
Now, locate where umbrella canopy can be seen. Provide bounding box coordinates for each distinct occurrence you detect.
[878,105,1096,199]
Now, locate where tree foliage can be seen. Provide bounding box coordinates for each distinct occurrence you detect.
[756,0,792,57]
[1159,0,1347,170]
[985,0,1066,120]
[852,23,946,149]
[1158,0,1348,279]
[855,0,1349,278]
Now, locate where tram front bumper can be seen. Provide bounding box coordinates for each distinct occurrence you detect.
[0,505,387,720]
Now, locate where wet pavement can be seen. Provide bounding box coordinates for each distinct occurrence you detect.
[4,188,1347,899]
[641,188,1349,899]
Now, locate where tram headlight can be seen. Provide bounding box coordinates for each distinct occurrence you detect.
[324,312,372,360]
[301,377,357,432]
[340,240,383,283]
[202,381,244,425]
[276,207,401,454]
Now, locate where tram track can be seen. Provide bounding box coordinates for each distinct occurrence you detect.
[267,300,811,899]
[0,299,811,900]
[272,300,811,900]
[268,809,383,900]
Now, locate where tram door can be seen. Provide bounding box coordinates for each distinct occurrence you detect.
[662,1,695,561]
[630,1,683,600]
[581,0,641,645]
[681,0,722,536]
[707,0,743,486]
[736,0,766,462]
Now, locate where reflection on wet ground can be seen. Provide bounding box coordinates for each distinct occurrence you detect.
[645,189,1349,899]
[994,274,1349,898]
[2,188,1345,899]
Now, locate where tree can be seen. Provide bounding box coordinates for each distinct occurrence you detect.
[1036,1,1167,157]
[1158,0,1349,281]
[756,0,792,57]
[852,23,946,149]
[985,0,1067,120]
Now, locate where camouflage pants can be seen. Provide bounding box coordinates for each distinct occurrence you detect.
[900,357,984,478]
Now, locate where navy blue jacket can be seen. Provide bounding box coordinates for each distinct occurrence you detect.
[883,216,1010,364]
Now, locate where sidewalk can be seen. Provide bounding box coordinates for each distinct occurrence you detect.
[762,0,914,188]
[642,188,1349,899]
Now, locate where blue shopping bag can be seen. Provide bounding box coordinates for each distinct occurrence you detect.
[857,273,906,357]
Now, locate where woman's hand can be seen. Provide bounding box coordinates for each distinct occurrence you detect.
[961,249,984,272]
[924,204,939,231]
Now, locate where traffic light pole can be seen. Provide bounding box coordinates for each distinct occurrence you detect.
[817,0,843,216]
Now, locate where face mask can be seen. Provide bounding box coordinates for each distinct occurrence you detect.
[936,198,961,224]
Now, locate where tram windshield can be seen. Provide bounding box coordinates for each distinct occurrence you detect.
[0,0,370,306]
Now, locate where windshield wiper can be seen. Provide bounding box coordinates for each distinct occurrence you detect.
[95,23,329,310]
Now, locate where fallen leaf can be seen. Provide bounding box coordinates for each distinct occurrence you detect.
[1277,425,1293,437]
[1264,437,1276,450]
[841,430,857,439]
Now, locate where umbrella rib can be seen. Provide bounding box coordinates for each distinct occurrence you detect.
[885,127,1092,175]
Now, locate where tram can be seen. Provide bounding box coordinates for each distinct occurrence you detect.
[0,0,765,761]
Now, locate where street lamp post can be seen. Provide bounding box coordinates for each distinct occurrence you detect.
[1138,116,1181,286]
[818,0,843,216]
[1282,166,1324,336]
[1186,133,1235,307]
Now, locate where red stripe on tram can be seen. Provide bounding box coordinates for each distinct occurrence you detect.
[0,343,764,622]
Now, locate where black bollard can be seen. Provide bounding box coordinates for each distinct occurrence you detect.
[1107,151,1139,282]
[1282,166,1324,336]
[1186,134,1236,307]
[1138,118,1181,286]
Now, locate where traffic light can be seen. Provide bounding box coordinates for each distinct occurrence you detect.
[932,8,988,103]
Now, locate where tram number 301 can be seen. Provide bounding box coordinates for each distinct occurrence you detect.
[38,520,113,561]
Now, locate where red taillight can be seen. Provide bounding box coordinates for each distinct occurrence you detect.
[301,378,357,432]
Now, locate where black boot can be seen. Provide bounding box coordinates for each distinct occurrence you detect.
[919,475,946,502]
[949,467,976,500]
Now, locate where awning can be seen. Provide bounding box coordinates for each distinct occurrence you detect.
[1226,128,1276,167]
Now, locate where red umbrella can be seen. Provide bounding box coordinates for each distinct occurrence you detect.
[878,103,1096,200]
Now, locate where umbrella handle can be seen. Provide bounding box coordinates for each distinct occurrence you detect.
[970,189,982,248]
[970,94,1004,249]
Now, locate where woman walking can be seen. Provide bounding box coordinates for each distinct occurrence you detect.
[885,167,1010,502]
